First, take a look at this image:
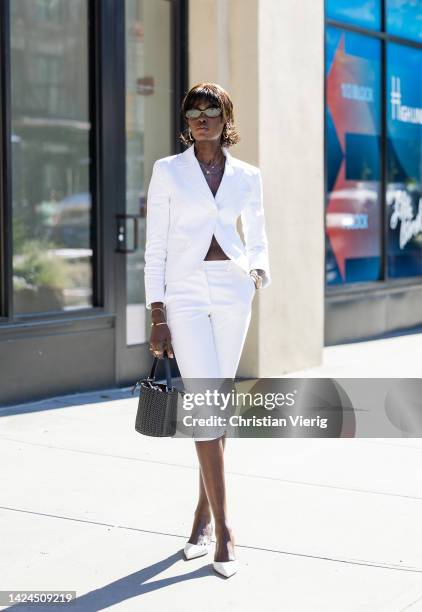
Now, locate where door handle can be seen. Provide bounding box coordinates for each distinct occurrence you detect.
[116,214,142,253]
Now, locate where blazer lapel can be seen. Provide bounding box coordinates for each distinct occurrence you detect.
[178,144,236,211]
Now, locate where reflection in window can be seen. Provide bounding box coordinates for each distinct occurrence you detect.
[125,0,172,345]
[325,0,381,31]
[386,0,422,44]
[11,0,92,314]
[387,43,422,278]
[32,0,63,23]
[325,28,382,285]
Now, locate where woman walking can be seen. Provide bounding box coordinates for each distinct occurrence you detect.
[144,82,271,578]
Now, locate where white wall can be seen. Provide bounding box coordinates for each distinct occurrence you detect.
[188,0,325,376]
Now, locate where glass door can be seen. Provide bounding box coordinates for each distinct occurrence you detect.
[115,0,181,383]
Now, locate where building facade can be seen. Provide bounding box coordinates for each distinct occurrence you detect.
[325,0,422,343]
[0,0,420,406]
[0,0,188,406]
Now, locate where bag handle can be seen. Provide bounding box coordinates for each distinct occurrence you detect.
[131,350,174,395]
[147,349,173,391]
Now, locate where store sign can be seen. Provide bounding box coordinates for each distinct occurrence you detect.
[326,213,369,230]
[341,82,374,102]
[390,76,422,125]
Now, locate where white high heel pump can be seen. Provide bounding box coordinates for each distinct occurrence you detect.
[184,518,214,560]
[183,541,211,560]
[213,559,238,578]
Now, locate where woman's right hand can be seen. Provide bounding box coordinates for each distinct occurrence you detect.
[150,323,174,358]
[149,303,174,358]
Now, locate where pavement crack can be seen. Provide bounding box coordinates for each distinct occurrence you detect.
[0,504,420,574]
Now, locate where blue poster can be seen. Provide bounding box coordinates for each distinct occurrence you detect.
[387,0,422,44]
[326,28,382,285]
[387,43,422,278]
[325,0,381,31]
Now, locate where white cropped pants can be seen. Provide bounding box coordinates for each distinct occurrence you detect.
[164,259,256,441]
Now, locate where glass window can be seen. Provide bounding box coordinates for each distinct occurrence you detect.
[10,0,92,315]
[125,0,172,345]
[386,43,422,278]
[325,28,382,285]
[325,0,381,31]
[386,0,422,44]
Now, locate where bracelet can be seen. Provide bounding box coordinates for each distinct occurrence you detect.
[151,307,166,314]
[151,321,167,327]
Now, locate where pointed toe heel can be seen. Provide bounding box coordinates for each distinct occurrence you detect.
[183,542,210,560]
[213,560,238,578]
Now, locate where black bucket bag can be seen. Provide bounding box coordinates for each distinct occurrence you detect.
[131,350,179,437]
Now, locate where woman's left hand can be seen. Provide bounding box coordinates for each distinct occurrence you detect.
[250,269,264,290]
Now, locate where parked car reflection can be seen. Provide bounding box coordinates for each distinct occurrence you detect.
[50,191,91,248]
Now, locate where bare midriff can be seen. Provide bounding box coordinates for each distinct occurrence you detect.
[203,233,229,260]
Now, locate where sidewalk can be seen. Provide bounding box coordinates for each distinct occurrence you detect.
[283,328,422,378]
[1,334,422,611]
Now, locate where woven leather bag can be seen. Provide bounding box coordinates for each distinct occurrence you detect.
[131,350,179,437]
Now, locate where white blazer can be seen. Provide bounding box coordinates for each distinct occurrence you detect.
[144,143,271,309]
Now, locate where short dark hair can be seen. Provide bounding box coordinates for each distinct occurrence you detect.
[179,82,241,148]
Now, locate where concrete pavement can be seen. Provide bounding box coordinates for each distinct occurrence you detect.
[283,329,422,378]
[1,334,422,611]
